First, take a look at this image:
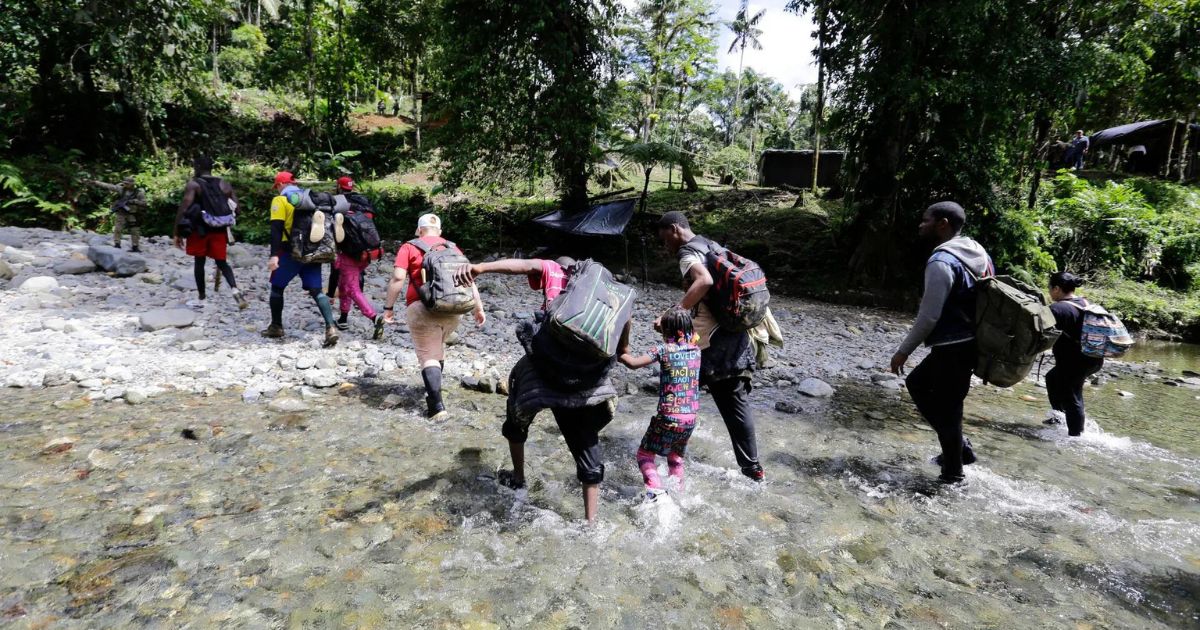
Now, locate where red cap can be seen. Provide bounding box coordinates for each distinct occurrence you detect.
[274,171,295,188]
[337,176,355,191]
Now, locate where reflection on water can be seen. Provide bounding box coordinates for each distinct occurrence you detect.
[0,349,1198,627]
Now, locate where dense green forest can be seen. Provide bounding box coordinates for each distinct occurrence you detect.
[1,0,1198,336]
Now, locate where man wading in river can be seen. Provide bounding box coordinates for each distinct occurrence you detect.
[656,211,765,482]
[890,201,994,485]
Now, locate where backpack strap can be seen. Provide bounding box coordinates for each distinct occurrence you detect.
[406,238,432,254]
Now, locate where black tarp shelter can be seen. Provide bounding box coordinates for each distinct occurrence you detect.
[1089,119,1200,180]
[532,198,637,236]
[758,149,845,191]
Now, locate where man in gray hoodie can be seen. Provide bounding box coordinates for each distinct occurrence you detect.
[890,201,993,484]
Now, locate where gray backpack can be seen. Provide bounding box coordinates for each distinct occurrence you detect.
[408,239,476,314]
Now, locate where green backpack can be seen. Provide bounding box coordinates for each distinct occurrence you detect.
[971,273,1061,387]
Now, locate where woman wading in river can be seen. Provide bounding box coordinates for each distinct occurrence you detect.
[1044,272,1105,437]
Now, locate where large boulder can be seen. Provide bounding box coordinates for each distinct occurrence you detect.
[87,244,147,277]
[53,259,98,275]
[0,259,13,281]
[139,308,197,332]
[18,276,59,293]
[797,377,835,398]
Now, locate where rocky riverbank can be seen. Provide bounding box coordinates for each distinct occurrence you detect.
[1,226,1192,413]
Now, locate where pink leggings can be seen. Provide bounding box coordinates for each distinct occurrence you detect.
[334,254,376,319]
[637,448,685,490]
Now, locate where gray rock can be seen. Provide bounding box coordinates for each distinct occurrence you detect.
[43,369,71,387]
[137,273,163,284]
[2,247,35,264]
[175,328,205,344]
[797,377,835,398]
[315,357,337,370]
[139,309,196,331]
[18,276,58,293]
[225,245,256,268]
[53,259,97,275]
[775,400,800,414]
[0,229,24,248]
[5,371,45,388]
[170,274,198,291]
[268,398,311,413]
[0,259,12,280]
[380,393,404,409]
[104,365,133,382]
[296,356,317,370]
[124,389,148,405]
[87,244,147,276]
[242,389,262,403]
[184,340,215,352]
[303,369,338,388]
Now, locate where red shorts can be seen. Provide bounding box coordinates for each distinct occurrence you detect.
[186,231,228,260]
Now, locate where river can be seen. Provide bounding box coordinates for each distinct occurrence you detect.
[1,342,1196,628]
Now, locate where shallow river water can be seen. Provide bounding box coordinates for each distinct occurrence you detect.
[2,345,1198,628]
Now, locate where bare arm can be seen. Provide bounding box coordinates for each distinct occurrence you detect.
[383,267,409,322]
[88,180,122,193]
[679,263,713,310]
[619,353,655,369]
[471,283,485,325]
[174,181,199,242]
[455,258,542,287]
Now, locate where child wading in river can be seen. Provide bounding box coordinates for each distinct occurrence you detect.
[620,307,702,500]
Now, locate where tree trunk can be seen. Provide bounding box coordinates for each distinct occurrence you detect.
[1177,112,1194,182]
[682,159,699,192]
[212,23,221,91]
[729,44,746,146]
[1026,111,1052,209]
[810,7,826,194]
[638,167,653,214]
[1162,118,1178,178]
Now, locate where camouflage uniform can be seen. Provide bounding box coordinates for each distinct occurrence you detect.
[96,180,147,250]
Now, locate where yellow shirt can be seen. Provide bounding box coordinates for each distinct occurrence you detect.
[269,194,295,241]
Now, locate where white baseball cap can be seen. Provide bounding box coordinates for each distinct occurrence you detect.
[417,213,441,230]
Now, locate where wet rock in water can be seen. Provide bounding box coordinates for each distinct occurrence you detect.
[131,505,170,526]
[775,400,800,414]
[17,276,58,293]
[87,244,146,276]
[0,259,13,280]
[1183,369,1199,378]
[865,410,888,421]
[87,448,120,470]
[268,414,308,431]
[268,398,311,413]
[41,436,76,455]
[124,389,148,405]
[461,373,498,394]
[797,377,835,398]
[380,393,404,409]
[139,309,196,332]
[304,370,338,388]
[53,259,97,275]
[1118,390,1135,398]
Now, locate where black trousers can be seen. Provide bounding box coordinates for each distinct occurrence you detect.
[551,403,614,485]
[1045,357,1103,436]
[707,377,761,474]
[906,341,976,481]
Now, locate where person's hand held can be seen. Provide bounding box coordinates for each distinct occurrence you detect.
[267,256,279,272]
[474,308,486,326]
[889,352,908,375]
[383,308,395,324]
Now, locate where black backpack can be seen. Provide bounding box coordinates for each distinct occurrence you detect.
[680,236,770,332]
[289,189,338,264]
[339,210,381,257]
[195,176,236,228]
[345,193,375,215]
[408,239,476,314]
[530,260,636,389]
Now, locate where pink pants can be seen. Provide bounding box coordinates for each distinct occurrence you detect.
[638,448,685,491]
[334,253,376,319]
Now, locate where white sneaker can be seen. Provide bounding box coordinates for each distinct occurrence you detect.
[334,212,345,243]
[185,298,206,310]
[310,210,326,242]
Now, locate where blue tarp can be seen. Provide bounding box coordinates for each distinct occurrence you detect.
[533,198,637,236]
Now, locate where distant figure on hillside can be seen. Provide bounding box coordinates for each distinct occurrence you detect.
[890,201,994,485]
[86,176,146,252]
[174,157,248,310]
[1067,130,1089,170]
[392,99,400,117]
[377,100,386,116]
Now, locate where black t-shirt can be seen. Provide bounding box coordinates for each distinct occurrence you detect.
[1050,296,1091,362]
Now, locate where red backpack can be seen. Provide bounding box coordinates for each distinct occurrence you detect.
[680,236,770,332]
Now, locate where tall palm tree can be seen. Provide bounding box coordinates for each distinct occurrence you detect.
[725,0,764,145]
